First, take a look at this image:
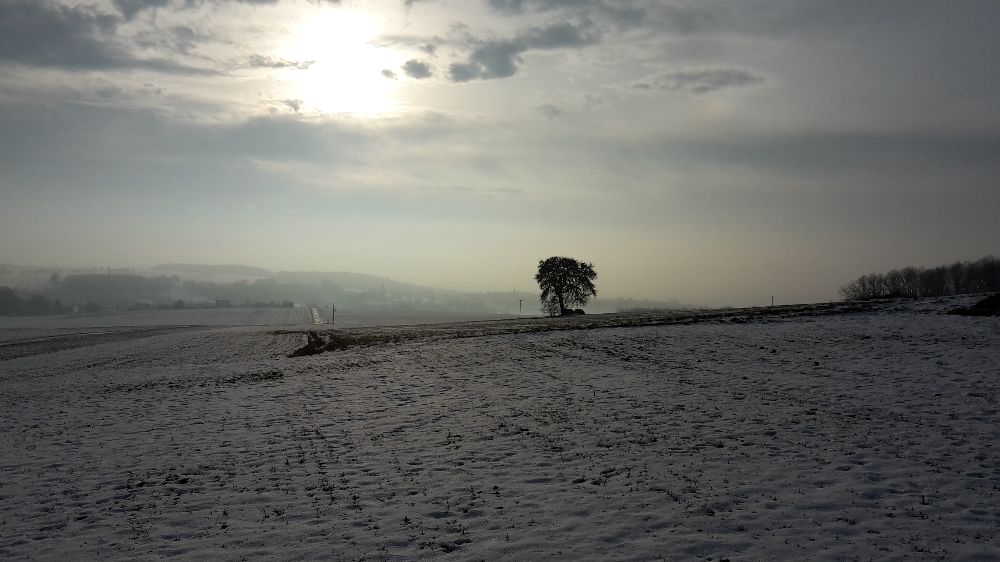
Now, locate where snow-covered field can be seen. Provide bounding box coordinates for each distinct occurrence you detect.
[0,307,312,333]
[1,296,998,560]
[0,308,514,361]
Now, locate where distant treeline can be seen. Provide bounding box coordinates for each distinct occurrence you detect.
[840,256,1000,301]
[11,272,521,314]
[50,274,337,310]
[150,263,274,277]
[0,287,72,316]
[60,274,177,305]
[3,267,690,316]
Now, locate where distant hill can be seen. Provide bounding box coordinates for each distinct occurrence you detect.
[274,270,442,294]
[150,264,274,278]
[25,263,695,315]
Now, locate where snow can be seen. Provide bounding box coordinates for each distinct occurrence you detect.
[1,297,998,560]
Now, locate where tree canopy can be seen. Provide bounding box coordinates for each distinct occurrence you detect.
[535,256,597,316]
[840,255,1000,301]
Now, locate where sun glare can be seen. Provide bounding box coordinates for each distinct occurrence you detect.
[278,8,399,115]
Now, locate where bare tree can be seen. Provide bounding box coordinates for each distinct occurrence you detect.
[840,255,1000,301]
[535,256,597,316]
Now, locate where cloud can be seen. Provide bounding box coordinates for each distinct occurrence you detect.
[521,20,599,49]
[0,0,119,68]
[487,0,644,28]
[0,0,213,74]
[382,69,398,79]
[280,99,303,113]
[535,103,561,118]
[159,26,206,54]
[446,62,481,83]
[112,0,343,20]
[486,0,525,14]
[113,0,170,20]
[485,1,994,39]
[634,69,763,94]
[246,54,313,70]
[448,21,599,82]
[448,41,521,82]
[633,2,1000,40]
[95,83,126,100]
[130,22,216,56]
[402,59,432,79]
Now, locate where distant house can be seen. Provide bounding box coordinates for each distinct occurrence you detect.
[215,299,232,308]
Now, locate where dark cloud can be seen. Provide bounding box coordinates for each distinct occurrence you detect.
[402,59,432,79]
[487,0,954,37]
[132,23,212,55]
[651,4,725,34]
[486,0,523,13]
[280,99,303,113]
[521,20,599,49]
[162,26,205,54]
[634,69,763,94]
[113,0,169,20]
[448,21,599,82]
[487,0,644,28]
[480,1,787,35]
[447,62,481,83]
[0,0,212,74]
[113,0,343,20]
[0,0,120,68]
[382,68,398,79]
[246,54,313,70]
[485,0,1000,43]
[449,40,521,81]
[629,0,1000,44]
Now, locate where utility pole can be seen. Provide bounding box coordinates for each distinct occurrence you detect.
[771,296,774,307]
[519,299,523,317]
[331,302,336,325]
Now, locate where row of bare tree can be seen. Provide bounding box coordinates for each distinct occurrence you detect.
[840,256,1000,301]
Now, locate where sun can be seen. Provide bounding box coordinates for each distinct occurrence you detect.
[277,7,399,115]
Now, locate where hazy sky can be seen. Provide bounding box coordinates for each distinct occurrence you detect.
[1,0,998,306]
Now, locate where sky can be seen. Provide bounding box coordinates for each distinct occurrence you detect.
[1,0,998,306]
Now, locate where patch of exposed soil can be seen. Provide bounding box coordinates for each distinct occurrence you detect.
[947,293,1000,316]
